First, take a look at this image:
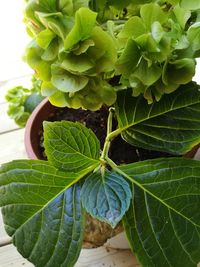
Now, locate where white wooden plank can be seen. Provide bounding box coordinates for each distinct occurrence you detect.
[194,148,200,160]
[0,103,19,133]
[0,244,139,267]
[0,213,11,246]
[0,128,27,164]
[0,0,32,82]
[76,247,139,267]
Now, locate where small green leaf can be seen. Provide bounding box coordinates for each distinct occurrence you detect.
[36,29,55,49]
[164,59,195,85]
[180,0,200,10]
[37,0,57,13]
[59,0,89,15]
[118,17,146,40]
[51,64,89,93]
[64,7,97,50]
[73,39,95,55]
[81,170,132,228]
[115,82,200,154]
[136,33,161,53]
[172,5,191,29]
[187,22,200,51]
[25,40,51,81]
[41,39,59,61]
[133,59,162,86]
[88,26,117,72]
[151,21,164,43]
[61,54,94,73]
[0,160,86,267]
[140,3,167,30]
[41,81,57,96]
[120,158,200,267]
[48,91,70,107]
[116,39,141,76]
[44,121,100,172]
[35,12,67,40]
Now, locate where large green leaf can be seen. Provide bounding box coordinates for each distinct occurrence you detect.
[118,158,200,267]
[115,82,200,154]
[44,121,100,172]
[0,160,86,267]
[81,170,132,228]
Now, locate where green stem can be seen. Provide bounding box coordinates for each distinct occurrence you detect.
[106,128,124,141]
[100,108,125,164]
[100,108,115,161]
[105,156,118,169]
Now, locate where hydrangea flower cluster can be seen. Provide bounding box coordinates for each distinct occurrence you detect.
[24,0,200,107]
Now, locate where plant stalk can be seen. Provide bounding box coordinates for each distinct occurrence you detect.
[100,107,115,161]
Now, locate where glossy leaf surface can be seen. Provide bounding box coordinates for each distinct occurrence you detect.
[0,160,86,267]
[81,170,131,228]
[120,158,200,267]
[44,121,100,172]
[115,82,200,154]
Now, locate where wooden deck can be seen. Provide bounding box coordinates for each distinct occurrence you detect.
[1,2,200,265]
[0,76,139,266]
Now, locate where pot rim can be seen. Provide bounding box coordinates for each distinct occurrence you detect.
[24,97,49,159]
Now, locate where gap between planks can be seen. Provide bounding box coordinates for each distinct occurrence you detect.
[0,128,27,165]
[0,103,19,134]
[0,244,139,267]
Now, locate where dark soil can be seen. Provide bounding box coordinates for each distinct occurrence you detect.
[39,106,171,163]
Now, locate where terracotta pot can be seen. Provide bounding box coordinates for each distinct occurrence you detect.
[25,98,53,159]
[24,98,129,249]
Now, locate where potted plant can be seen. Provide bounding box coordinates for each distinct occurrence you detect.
[1,0,200,266]
[5,76,44,127]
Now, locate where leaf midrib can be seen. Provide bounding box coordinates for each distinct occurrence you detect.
[114,165,200,228]
[143,191,173,267]
[8,163,98,238]
[117,90,200,134]
[124,128,200,143]
[47,127,99,163]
